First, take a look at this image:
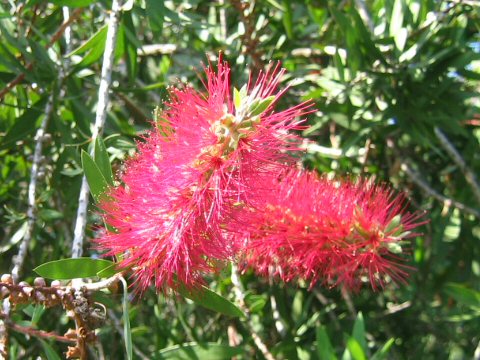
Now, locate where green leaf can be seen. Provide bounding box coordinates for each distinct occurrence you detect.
[96,263,121,278]
[347,338,367,360]
[40,340,62,360]
[0,97,46,150]
[233,87,242,111]
[385,214,402,234]
[0,221,27,254]
[81,150,109,202]
[316,325,337,360]
[371,338,395,360]
[31,304,46,326]
[154,343,243,360]
[389,0,405,38]
[444,283,480,308]
[34,258,115,280]
[94,137,114,186]
[178,286,245,318]
[146,0,165,32]
[123,11,138,83]
[120,277,133,360]
[250,96,276,117]
[352,312,367,353]
[49,0,96,7]
[282,0,293,39]
[68,25,108,57]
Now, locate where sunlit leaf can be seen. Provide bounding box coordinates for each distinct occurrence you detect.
[81,150,110,202]
[154,343,243,360]
[34,258,115,280]
[178,286,245,318]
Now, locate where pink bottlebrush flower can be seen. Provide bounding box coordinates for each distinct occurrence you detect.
[95,60,312,292]
[237,169,425,291]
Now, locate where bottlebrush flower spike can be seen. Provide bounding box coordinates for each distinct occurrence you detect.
[237,170,425,291]
[95,60,312,292]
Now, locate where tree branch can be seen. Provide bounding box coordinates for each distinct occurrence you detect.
[434,127,480,204]
[401,162,480,218]
[231,265,276,360]
[71,0,123,259]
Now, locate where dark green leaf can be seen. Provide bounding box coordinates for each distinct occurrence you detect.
[81,150,110,202]
[444,283,480,308]
[123,11,138,83]
[154,343,243,360]
[0,222,27,254]
[352,312,367,353]
[68,25,108,57]
[316,325,337,360]
[146,0,165,32]
[94,137,114,186]
[48,0,96,7]
[371,338,395,360]
[1,97,46,150]
[40,340,62,360]
[178,286,245,318]
[121,277,133,360]
[96,263,121,278]
[31,305,46,325]
[34,258,115,280]
[282,0,293,39]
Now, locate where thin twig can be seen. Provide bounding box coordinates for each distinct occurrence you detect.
[0,8,82,101]
[231,265,276,360]
[71,273,123,292]
[312,289,340,331]
[341,286,356,318]
[401,163,480,218]
[2,317,76,344]
[434,127,480,204]
[11,95,54,282]
[137,44,177,56]
[229,0,263,71]
[71,0,123,259]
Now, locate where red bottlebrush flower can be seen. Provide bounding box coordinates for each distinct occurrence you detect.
[95,60,312,292]
[237,170,425,291]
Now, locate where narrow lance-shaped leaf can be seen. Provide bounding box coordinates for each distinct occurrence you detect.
[178,286,245,318]
[316,325,338,360]
[346,337,367,360]
[94,137,114,186]
[371,338,395,360]
[81,150,110,202]
[154,343,244,360]
[121,277,133,360]
[40,340,62,360]
[34,258,115,280]
[352,312,368,354]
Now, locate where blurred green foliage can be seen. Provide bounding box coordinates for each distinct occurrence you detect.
[0,0,479,359]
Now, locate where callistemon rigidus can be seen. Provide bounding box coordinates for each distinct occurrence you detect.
[96,60,312,292]
[236,169,425,291]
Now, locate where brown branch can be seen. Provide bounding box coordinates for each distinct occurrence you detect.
[0,7,83,101]
[434,127,480,204]
[401,162,480,218]
[2,317,76,344]
[229,0,263,72]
